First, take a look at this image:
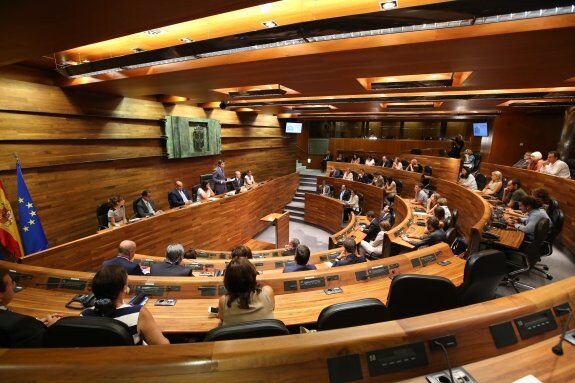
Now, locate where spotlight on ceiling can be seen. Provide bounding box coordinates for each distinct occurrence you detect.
[380,1,398,10]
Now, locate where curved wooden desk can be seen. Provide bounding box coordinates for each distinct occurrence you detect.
[3,275,574,382]
[21,173,300,271]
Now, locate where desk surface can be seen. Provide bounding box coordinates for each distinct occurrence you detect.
[10,257,465,333]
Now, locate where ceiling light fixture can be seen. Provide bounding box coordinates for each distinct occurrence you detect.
[262,20,278,28]
[380,1,398,10]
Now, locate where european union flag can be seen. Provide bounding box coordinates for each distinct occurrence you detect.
[17,162,48,254]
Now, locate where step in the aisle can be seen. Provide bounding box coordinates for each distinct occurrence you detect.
[286,201,305,210]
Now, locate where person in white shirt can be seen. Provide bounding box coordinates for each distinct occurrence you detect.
[197,181,215,201]
[540,151,571,178]
[244,170,256,185]
[318,180,331,196]
[359,221,391,259]
[342,168,354,181]
[365,156,375,166]
[392,157,403,170]
[458,167,478,190]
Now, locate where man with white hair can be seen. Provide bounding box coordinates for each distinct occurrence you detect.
[150,243,193,276]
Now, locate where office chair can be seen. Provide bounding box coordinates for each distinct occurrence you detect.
[534,208,564,280]
[364,233,392,260]
[132,197,143,218]
[387,274,457,320]
[451,208,459,229]
[423,165,433,176]
[475,173,487,191]
[400,159,409,169]
[472,152,481,173]
[445,227,457,247]
[465,228,482,260]
[43,316,133,347]
[356,192,364,215]
[546,198,559,216]
[502,218,549,292]
[410,148,422,155]
[457,249,507,306]
[191,184,201,202]
[203,319,289,342]
[96,202,111,230]
[317,298,389,331]
[394,179,403,197]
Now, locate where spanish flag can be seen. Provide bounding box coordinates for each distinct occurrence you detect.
[0,180,24,260]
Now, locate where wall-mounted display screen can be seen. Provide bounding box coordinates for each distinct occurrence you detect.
[473,122,488,137]
[286,122,303,133]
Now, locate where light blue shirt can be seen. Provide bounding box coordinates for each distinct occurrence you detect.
[515,208,551,241]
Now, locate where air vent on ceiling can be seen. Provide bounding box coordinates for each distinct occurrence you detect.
[371,78,453,90]
[386,103,435,109]
[228,89,287,98]
[509,101,575,108]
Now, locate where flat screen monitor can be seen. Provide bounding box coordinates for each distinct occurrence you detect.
[473,122,488,137]
[285,122,302,134]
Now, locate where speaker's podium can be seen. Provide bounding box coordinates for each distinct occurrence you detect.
[244,212,290,251]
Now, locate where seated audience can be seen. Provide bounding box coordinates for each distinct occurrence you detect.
[328,166,341,178]
[351,154,361,164]
[540,150,571,178]
[513,151,531,169]
[244,170,256,186]
[197,180,215,202]
[318,180,331,196]
[411,183,428,206]
[426,193,441,215]
[405,217,446,249]
[168,180,191,207]
[82,265,169,345]
[102,240,144,275]
[335,153,344,162]
[218,257,274,325]
[232,245,253,259]
[0,268,62,348]
[433,205,447,229]
[108,195,127,227]
[381,155,391,168]
[463,149,475,170]
[437,198,451,219]
[531,187,552,213]
[482,171,503,196]
[136,189,162,217]
[384,176,397,199]
[360,211,380,242]
[357,169,370,183]
[365,155,375,166]
[359,221,392,259]
[283,245,317,273]
[458,167,478,190]
[332,237,366,267]
[511,196,551,241]
[338,184,351,201]
[231,171,244,192]
[371,172,384,187]
[150,243,193,276]
[502,178,527,209]
[342,168,354,181]
[406,159,423,173]
[343,189,359,221]
[392,157,403,170]
[380,204,395,226]
[527,151,544,171]
[183,247,198,259]
[282,238,300,257]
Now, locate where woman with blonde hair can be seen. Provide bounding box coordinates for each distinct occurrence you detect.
[482,171,503,196]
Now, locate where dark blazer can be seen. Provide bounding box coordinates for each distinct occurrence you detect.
[281,248,295,257]
[231,177,244,192]
[168,188,191,208]
[363,218,380,242]
[150,262,193,276]
[0,309,46,348]
[380,212,395,227]
[408,229,446,249]
[333,253,366,267]
[338,189,351,201]
[213,166,227,194]
[102,256,144,275]
[358,174,370,183]
[283,264,317,273]
[135,198,158,217]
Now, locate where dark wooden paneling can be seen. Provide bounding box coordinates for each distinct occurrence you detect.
[304,193,344,233]
[316,175,385,215]
[329,138,454,157]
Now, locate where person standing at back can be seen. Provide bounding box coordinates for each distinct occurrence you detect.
[213,160,227,195]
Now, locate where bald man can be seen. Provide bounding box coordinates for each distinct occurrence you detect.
[102,240,144,275]
[168,180,191,208]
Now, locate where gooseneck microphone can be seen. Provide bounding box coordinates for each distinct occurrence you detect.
[552,306,573,356]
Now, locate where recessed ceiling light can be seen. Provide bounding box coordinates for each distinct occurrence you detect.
[262,20,278,28]
[142,29,166,36]
[380,1,398,10]
[81,59,90,63]
[180,37,193,43]
[132,47,145,53]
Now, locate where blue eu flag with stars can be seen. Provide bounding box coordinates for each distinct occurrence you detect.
[17,162,48,254]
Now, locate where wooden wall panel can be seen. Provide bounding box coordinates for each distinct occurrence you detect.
[316,175,385,215]
[304,193,344,233]
[329,138,454,157]
[221,126,284,137]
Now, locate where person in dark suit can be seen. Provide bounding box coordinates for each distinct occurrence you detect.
[213,160,228,195]
[102,240,144,275]
[404,217,446,249]
[0,268,62,348]
[380,204,395,227]
[360,211,380,242]
[338,184,351,201]
[150,244,193,276]
[231,171,244,192]
[321,151,331,172]
[135,189,162,217]
[283,245,317,273]
[168,180,191,208]
[332,237,365,267]
[357,169,370,183]
[281,238,300,257]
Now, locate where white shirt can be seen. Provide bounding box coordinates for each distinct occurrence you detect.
[179,190,189,203]
[540,160,571,178]
[365,159,375,166]
[342,172,353,181]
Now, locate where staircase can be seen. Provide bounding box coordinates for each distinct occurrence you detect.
[285,161,321,223]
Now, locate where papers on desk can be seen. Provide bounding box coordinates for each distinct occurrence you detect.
[512,375,542,383]
[413,211,427,216]
[128,217,142,223]
[324,261,335,268]
[208,197,218,201]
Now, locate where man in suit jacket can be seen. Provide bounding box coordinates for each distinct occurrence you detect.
[135,189,161,217]
[283,245,317,273]
[168,180,191,208]
[281,238,300,257]
[213,160,227,195]
[332,238,366,267]
[338,184,351,201]
[318,181,331,196]
[102,240,144,275]
[405,217,446,249]
[0,268,62,348]
[361,211,380,242]
[150,244,193,277]
[231,171,244,192]
[357,169,370,183]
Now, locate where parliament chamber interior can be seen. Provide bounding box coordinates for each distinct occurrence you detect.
[2,1,575,382]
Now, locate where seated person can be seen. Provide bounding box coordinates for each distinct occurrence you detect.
[482,171,503,196]
[392,157,403,170]
[218,257,274,325]
[168,180,191,207]
[183,247,198,259]
[332,237,366,267]
[381,155,391,168]
[371,172,384,187]
[318,180,331,196]
[328,166,342,178]
[82,265,169,345]
[231,171,244,192]
[527,151,544,171]
[231,245,253,260]
[511,196,551,241]
[0,268,62,348]
[540,150,571,178]
[380,204,395,226]
[108,195,127,227]
[462,149,475,170]
[406,159,423,173]
[433,205,447,229]
[102,240,144,275]
[357,169,370,183]
[502,178,527,209]
[458,167,478,190]
[283,245,317,273]
[426,193,441,215]
[359,221,392,259]
[384,176,397,199]
[343,189,359,221]
[282,238,300,257]
[196,180,215,201]
[513,151,531,169]
[336,153,344,162]
[342,168,354,181]
[531,187,552,214]
[244,170,256,186]
[360,211,380,242]
[338,184,351,201]
[135,189,162,217]
[411,183,428,206]
[437,198,451,219]
[150,243,193,276]
[404,217,446,249]
[365,155,375,166]
[350,154,361,164]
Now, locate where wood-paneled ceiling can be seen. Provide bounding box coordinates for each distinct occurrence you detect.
[3,0,575,119]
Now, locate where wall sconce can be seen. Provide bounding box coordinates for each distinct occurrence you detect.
[307,158,311,164]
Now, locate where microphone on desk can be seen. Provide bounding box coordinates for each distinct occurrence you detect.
[552,306,573,356]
